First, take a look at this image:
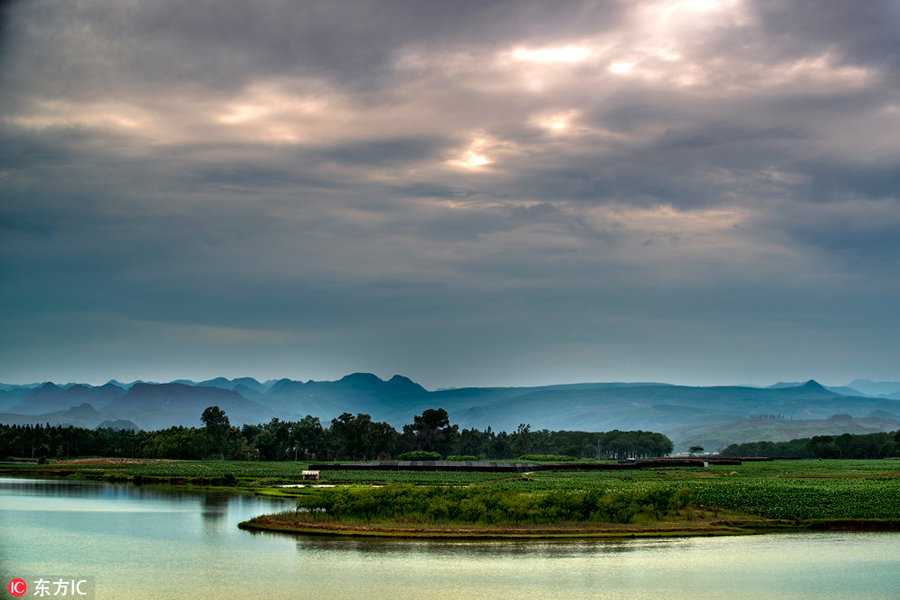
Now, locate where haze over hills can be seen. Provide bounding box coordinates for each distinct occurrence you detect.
[2,375,899,451]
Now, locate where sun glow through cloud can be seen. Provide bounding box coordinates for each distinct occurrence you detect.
[466,153,489,167]
[609,62,634,74]
[448,136,495,168]
[535,111,578,132]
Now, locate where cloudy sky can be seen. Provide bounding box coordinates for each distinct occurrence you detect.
[1,0,899,388]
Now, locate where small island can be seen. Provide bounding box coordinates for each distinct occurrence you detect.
[239,459,900,539]
[239,483,778,538]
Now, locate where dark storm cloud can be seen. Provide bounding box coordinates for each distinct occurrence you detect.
[752,0,900,72]
[321,136,457,167]
[804,162,900,202]
[0,0,628,99]
[1,0,899,386]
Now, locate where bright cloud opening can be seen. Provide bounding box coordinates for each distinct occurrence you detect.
[512,46,590,63]
[449,136,495,169]
[218,104,270,124]
[609,62,634,74]
[535,111,578,132]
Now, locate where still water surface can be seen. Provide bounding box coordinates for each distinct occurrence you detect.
[1,477,898,599]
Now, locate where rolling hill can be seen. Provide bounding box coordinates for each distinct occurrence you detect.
[2,375,898,450]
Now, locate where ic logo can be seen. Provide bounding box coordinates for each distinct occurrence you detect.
[8,579,27,597]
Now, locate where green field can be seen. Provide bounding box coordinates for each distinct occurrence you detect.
[4,458,899,525]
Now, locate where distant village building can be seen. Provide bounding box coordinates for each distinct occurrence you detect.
[302,470,320,481]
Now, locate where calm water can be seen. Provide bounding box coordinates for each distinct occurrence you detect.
[1,476,898,599]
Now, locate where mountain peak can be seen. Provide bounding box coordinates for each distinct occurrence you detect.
[387,375,427,394]
[339,373,384,385]
[802,379,826,390]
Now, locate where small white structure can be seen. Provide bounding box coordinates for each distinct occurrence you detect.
[302,470,320,481]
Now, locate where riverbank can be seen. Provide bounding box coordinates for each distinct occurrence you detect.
[238,510,777,539]
[240,513,900,539]
[4,458,900,534]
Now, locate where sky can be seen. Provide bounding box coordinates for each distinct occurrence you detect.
[1,0,899,389]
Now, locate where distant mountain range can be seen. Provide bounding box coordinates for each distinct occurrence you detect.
[2,375,899,451]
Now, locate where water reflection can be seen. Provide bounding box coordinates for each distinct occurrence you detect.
[291,536,689,558]
[0,475,291,524]
[2,477,898,600]
[200,493,229,522]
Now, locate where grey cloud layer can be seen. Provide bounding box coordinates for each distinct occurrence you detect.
[1,0,898,386]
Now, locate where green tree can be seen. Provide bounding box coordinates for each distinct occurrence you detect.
[806,435,842,459]
[510,423,533,457]
[404,408,458,456]
[201,406,230,458]
[292,415,324,460]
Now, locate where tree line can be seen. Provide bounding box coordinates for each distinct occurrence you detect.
[720,430,900,459]
[0,406,672,461]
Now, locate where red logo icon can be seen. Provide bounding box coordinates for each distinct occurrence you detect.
[8,579,27,597]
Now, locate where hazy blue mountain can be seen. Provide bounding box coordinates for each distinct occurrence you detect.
[0,390,17,412]
[678,413,900,451]
[866,410,900,420]
[232,384,264,400]
[823,386,867,397]
[0,403,103,428]
[102,383,274,430]
[105,380,152,390]
[262,373,428,417]
[417,380,839,431]
[0,381,275,430]
[370,379,900,450]
[171,377,272,394]
[249,376,900,452]
[7,383,67,414]
[8,382,126,415]
[95,419,142,431]
[195,377,234,390]
[0,383,43,399]
[2,375,898,452]
[847,379,900,397]
[766,381,864,396]
[232,377,273,393]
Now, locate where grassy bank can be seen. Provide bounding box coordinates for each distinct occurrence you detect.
[3,458,899,536]
[238,512,768,539]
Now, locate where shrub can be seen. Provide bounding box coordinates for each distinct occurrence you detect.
[518,454,575,462]
[292,485,688,525]
[446,455,477,461]
[397,451,441,461]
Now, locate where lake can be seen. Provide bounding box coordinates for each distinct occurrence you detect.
[1,476,898,599]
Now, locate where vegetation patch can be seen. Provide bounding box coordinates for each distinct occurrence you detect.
[396,451,442,460]
[289,484,690,526]
[6,457,900,536]
[518,454,575,462]
[241,484,768,537]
